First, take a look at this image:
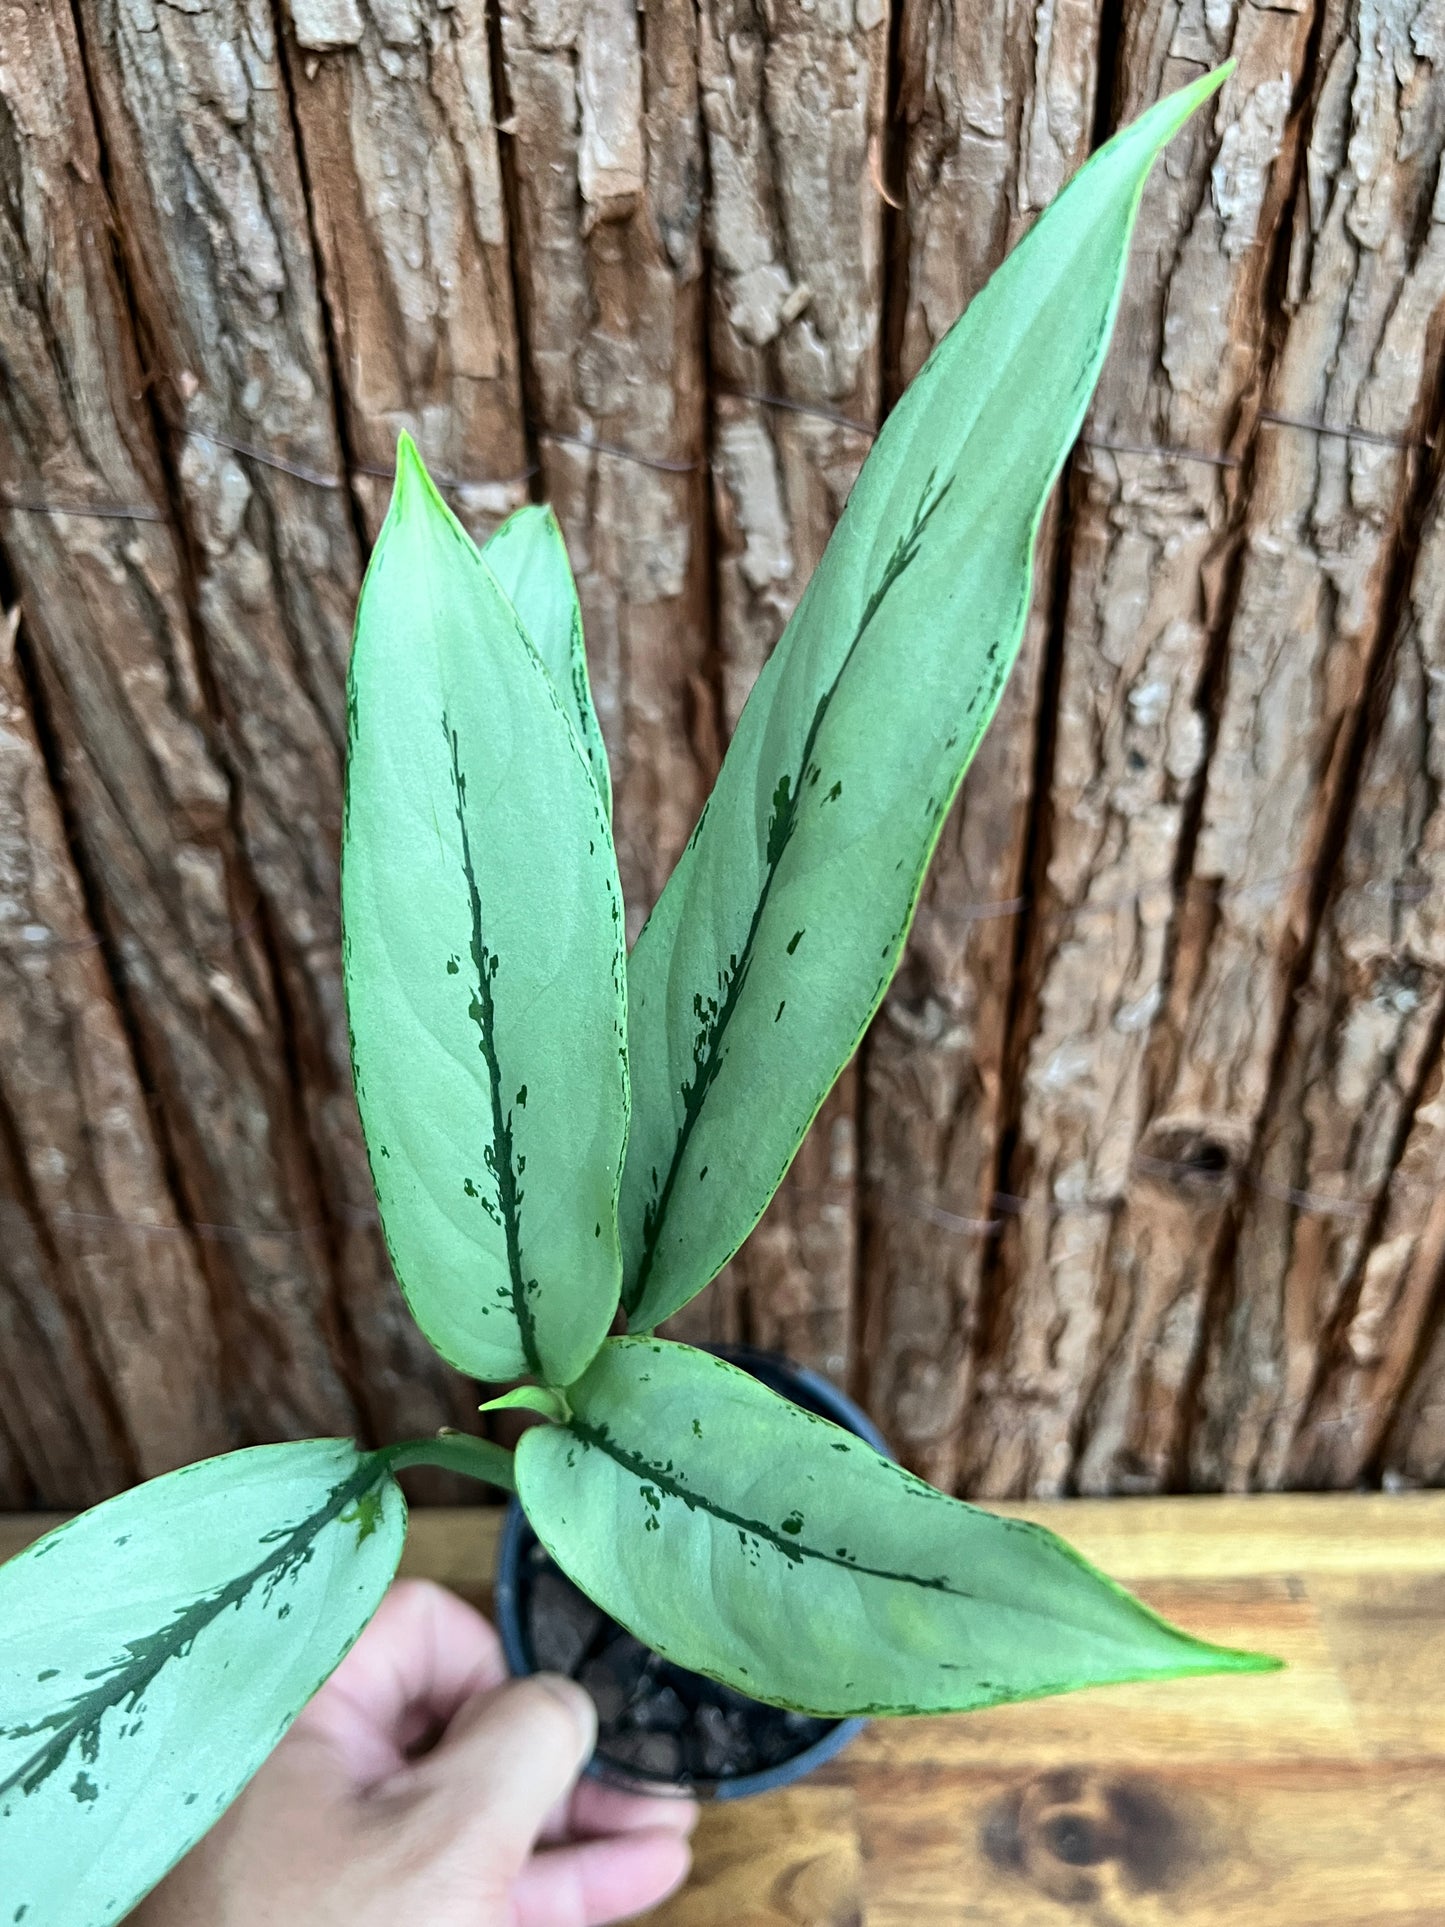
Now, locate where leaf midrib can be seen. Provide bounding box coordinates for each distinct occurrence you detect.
[566,1417,974,1601]
[444,717,542,1376]
[625,478,952,1318]
[0,1454,387,1806]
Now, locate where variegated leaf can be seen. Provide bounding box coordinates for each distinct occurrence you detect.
[517,1339,1277,1717]
[0,1440,404,1927]
[344,438,629,1385]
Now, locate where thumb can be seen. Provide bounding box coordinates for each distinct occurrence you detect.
[409,1672,598,1880]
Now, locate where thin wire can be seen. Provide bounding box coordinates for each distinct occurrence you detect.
[718,388,877,438]
[920,864,1431,933]
[0,906,264,962]
[1080,433,1239,470]
[185,427,345,491]
[1257,408,1434,454]
[25,1149,1426,1254]
[867,1152,1442,1243]
[0,1196,380,1248]
[5,407,1430,521]
[0,495,166,523]
[351,454,539,492]
[187,427,538,495]
[532,425,700,475]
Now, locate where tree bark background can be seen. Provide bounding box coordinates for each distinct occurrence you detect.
[1,0,1442,1503]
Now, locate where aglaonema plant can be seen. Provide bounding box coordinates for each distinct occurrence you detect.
[1,66,1277,1926]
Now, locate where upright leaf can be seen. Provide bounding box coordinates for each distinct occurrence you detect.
[483,505,612,816]
[619,72,1228,1330]
[0,1440,404,1927]
[517,1339,1276,1717]
[344,437,629,1386]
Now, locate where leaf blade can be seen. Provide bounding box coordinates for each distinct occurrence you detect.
[344,438,629,1385]
[620,71,1228,1329]
[516,1338,1276,1718]
[482,505,612,817]
[0,1440,404,1927]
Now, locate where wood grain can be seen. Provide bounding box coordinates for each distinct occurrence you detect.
[0,613,226,1501]
[1229,472,1445,1489]
[965,13,1316,1497]
[3,0,1445,1503]
[279,0,532,541]
[497,0,716,933]
[1160,0,1445,1494]
[659,1491,1445,1925]
[4,1493,1440,1924]
[700,0,885,733]
[72,0,473,1448]
[686,0,889,1386]
[0,0,359,1462]
[965,1,1445,1500]
[859,0,1102,1485]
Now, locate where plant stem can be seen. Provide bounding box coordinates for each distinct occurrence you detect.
[382,1432,518,1493]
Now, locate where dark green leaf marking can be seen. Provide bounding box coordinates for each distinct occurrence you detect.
[0,1454,388,1808]
[625,477,952,1316]
[443,716,541,1376]
[566,1417,973,1600]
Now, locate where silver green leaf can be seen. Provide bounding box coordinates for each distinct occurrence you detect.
[0,1440,404,1927]
[517,1338,1277,1717]
[619,71,1228,1331]
[482,505,612,817]
[343,437,629,1386]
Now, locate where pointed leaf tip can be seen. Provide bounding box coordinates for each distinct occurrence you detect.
[1160,60,1233,133]
[516,1342,1287,1718]
[390,430,446,522]
[1218,1644,1286,1675]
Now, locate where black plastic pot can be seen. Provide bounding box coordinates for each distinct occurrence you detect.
[494,1345,891,1801]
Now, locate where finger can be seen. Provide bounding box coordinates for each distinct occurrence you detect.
[288,1580,507,1785]
[542,1776,700,1844]
[408,1673,597,1875]
[511,1830,693,1927]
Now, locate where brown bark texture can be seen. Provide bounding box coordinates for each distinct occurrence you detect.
[1,0,1443,1502]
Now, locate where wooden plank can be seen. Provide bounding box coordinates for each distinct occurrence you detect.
[1311,1568,1445,1760]
[850,1765,1445,1926]
[0,613,227,1495]
[990,1489,1445,1577]
[496,0,716,934]
[850,1577,1358,1768]
[0,0,367,1464]
[73,0,472,1445]
[1158,3,1445,1493]
[699,0,885,735]
[279,0,532,541]
[7,1491,1444,1919]
[859,1,1103,1485]
[966,12,1315,1496]
[1384,1292,1445,1484]
[657,1492,1445,1926]
[686,0,890,1383]
[1227,475,1445,1488]
[5,1490,1440,1580]
[658,1786,860,1927]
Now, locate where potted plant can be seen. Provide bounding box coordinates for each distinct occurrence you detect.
[0,64,1275,1924]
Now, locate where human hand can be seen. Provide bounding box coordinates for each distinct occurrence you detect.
[130,1578,696,1926]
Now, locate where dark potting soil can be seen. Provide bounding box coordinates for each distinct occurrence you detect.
[520,1536,837,1786]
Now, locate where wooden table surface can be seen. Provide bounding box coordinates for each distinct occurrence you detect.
[5,1493,1444,1924]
